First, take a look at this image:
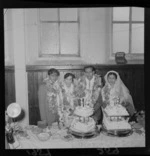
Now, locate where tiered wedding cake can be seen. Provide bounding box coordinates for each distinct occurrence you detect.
[70,100,96,133]
[103,104,131,131]
[74,105,93,117]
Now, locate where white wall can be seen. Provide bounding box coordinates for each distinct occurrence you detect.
[4,9,14,65]
[80,8,107,64]
[4,8,144,66]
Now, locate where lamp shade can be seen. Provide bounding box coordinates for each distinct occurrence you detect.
[7,103,21,118]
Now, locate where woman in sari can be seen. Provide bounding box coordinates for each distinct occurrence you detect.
[101,70,136,116]
[60,73,77,127]
[38,68,63,126]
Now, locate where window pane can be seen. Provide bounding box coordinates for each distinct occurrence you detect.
[113,7,130,21]
[40,23,59,54]
[131,24,144,54]
[113,24,129,53]
[132,7,144,21]
[60,23,78,55]
[59,8,78,21]
[39,8,58,21]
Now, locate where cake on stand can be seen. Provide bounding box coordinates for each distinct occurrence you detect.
[68,98,100,139]
[101,97,133,137]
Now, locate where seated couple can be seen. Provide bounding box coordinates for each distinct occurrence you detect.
[38,66,136,128]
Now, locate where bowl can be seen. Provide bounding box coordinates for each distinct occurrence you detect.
[37,120,47,129]
[37,132,50,141]
[31,126,43,134]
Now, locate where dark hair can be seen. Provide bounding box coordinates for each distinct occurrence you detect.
[64,73,75,80]
[84,66,96,73]
[48,68,60,76]
[107,72,117,79]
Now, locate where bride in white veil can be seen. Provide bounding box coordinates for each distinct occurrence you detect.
[101,70,136,116]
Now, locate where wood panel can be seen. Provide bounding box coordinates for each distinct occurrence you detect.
[5,67,16,109]
[27,64,144,125]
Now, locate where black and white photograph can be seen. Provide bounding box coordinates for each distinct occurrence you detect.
[3,3,147,154]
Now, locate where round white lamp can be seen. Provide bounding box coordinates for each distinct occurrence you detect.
[6,103,21,118]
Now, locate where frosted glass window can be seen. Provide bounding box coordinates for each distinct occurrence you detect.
[132,7,144,21]
[131,24,144,54]
[60,8,78,21]
[39,9,58,21]
[113,24,129,53]
[113,7,130,21]
[40,23,59,54]
[60,23,78,55]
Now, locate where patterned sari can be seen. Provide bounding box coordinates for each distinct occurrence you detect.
[60,82,76,127]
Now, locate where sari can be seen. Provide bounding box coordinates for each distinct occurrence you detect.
[60,82,76,127]
[101,71,136,116]
[38,78,63,126]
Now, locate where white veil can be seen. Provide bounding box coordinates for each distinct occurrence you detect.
[102,70,135,109]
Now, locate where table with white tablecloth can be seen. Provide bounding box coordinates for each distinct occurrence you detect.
[8,125,145,149]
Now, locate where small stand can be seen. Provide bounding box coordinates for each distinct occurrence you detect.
[68,126,100,139]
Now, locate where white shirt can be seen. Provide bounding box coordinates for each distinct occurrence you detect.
[85,76,95,91]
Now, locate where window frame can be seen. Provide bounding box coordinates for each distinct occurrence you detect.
[111,7,144,59]
[38,8,80,58]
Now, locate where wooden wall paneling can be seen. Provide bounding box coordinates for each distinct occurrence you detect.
[37,71,44,86]
[34,71,41,123]
[5,70,16,109]
[132,68,144,111]
[28,71,41,125]
[5,72,8,109]
[42,71,47,81]
[34,72,38,107]
[28,72,35,124]
[28,72,33,109]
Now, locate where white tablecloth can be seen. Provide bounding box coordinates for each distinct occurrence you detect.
[9,126,145,149]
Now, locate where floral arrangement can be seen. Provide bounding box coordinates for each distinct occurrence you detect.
[102,85,111,105]
[5,112,26,137]
[74,83,86,99]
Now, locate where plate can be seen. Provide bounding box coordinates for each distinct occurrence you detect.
[101,125,133,137]
[7,103,21,118]
[37,132,50,141]
[68,126,100,139]
[62,134,74,141]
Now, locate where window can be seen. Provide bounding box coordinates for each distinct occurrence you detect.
[38,8,80,57]
[112,7,144,56]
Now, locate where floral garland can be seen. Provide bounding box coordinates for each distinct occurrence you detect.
[103,84,121,107]
[60,83,76,114]
[74,75,102,106]
[102,84,111,105]
[45,79,63,123]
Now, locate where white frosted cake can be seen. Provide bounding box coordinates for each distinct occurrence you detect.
[70,117,96,133]
[103,115,131,130]
[74,105,94,117]
[103,105,131,131]
[104,105,129,116]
